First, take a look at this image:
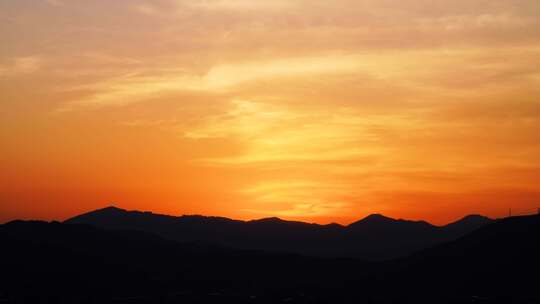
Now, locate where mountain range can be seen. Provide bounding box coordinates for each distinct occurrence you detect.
[1,212,539,303]
[65,206,493,260]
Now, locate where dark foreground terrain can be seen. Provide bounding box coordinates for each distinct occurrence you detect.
[1,213,539,303]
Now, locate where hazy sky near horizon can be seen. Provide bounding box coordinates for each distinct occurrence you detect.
[1,0,540,224]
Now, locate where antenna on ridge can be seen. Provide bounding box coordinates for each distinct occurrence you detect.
[509,208,512,218]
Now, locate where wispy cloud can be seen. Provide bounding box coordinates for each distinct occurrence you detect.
[2,0,540,223]
[44,0,64,7]
[0,56,41,77]
[59,53,372,109]
[186,0,293,11]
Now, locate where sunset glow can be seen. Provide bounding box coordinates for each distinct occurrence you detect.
[1,0,540,224]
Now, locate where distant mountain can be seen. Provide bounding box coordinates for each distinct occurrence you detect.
[2,214,539,303]
[65,206,494,260]
[441,214,493,235]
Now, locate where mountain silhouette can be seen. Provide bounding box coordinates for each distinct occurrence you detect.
[441,214,493,235]
[2,214,538,303]
[388,214,540,294]
[65,206,493,260]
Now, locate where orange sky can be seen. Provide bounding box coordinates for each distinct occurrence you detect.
[1,0,540,225]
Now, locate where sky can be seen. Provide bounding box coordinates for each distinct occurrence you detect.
[1,0,540,225]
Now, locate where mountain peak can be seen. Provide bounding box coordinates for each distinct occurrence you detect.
[64,206,129,224]
[251,217,285,223]
[347,214,396,227]
[443,214,493,231]
[361,213,395,222]
[459,214,492,222]
[91,206,128,215]
[366,213,392,220]
[449,214,493,226]
[101,205,125,212]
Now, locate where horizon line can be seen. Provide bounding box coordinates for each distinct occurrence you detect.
[4,204,538,227]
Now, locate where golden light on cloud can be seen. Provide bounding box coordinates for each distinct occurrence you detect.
[1,0,540,224]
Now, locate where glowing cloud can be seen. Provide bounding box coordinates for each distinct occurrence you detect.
[1,0,539,224]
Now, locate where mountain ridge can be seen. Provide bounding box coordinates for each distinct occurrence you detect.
[2,214,539,302]
[68,205,490,228]
[65,206,495,260]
